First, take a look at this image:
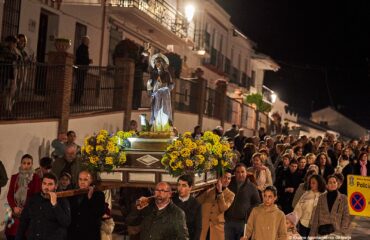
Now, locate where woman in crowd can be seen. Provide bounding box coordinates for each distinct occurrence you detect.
[305,153,316,166]
[335,147,352,173]
[241,186,287,240]
[315,152,334,181]
[309,175,351,238]
[6,154,41,240]
[247,153,273,192]
[291,169,317,208]
[294,174,326,238]
[353,152,370,176]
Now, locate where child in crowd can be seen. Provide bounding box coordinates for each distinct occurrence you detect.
[241,186,287,240]
[286,212,302,240]
[58,172,72,191]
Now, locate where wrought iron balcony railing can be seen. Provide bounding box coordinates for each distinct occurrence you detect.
[111,0,188,38]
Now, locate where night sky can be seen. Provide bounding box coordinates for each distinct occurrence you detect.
[217,0,370,129]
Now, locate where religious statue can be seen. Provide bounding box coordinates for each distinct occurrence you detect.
[147,53,174,131]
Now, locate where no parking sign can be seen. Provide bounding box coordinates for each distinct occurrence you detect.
[347,175,370,217]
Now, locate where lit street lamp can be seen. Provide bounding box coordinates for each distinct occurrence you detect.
[271,92,277,103]
[185,4,195,22]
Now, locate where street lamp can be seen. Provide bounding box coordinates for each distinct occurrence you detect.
[271,92,277,103]
[185,4,195,22]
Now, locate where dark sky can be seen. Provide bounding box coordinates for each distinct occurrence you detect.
[216,0,370,129]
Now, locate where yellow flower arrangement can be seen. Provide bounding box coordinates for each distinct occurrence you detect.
[161,131,236,177]
[82,129,135,173]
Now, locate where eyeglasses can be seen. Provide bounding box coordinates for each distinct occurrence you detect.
[154,189,171,193]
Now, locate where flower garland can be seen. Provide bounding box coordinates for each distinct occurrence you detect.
[161,131,236,177]
[82,130,135,172]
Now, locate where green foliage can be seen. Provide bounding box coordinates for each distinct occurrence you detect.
[245,93,272,112]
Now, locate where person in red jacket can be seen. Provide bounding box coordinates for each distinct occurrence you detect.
[5,154,41,240]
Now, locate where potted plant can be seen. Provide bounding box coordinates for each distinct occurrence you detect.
[245,93,272,112]
[54,38,71,52]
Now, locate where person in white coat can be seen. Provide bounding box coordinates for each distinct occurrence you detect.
[293,174,326,238]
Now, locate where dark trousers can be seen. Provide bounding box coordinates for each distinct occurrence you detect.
[298,221,310,238]
[225,221,244,240]
[6,235,15,240]
[74,68,87,104]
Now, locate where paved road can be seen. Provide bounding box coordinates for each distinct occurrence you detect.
[350,216,370,240]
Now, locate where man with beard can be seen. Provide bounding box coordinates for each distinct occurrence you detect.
[126,182,189,240]
[16,173,70,240]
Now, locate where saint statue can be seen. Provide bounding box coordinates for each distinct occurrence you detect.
[147,53,174,131]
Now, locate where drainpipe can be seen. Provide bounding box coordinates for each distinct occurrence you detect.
[99,0,107,67]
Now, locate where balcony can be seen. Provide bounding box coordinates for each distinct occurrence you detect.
[109,0,188,43]
[39,0,62,10]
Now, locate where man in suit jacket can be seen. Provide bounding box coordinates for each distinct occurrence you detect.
[173,174,202,240]
[197,171,235,240]
[68,170,105,240]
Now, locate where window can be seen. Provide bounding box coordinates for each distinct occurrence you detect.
[74,22,87,55]
[251,70,256,87]
[1,0,22,40]
[108,25,123,66]
[219,34,223,53]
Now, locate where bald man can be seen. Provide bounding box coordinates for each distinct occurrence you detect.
[127,182,189,240]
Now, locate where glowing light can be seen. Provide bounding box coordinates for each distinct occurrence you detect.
[185,4,195,22]
[271,92,277,103]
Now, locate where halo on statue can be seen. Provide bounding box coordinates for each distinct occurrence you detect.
[150,53,170,68]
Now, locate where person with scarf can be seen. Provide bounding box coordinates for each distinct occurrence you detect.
[309,175,351,238]
[247,153,273,193]
[354,152,370,176]
[5,154,41,240]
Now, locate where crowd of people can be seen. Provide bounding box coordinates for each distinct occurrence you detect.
[0,122,369,240]
[0,129,114,240]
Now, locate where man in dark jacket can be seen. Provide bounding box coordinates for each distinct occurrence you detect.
[173,175,202,240]
[15,173,71,240]
[126,181,189,240]
[224,163,261,240]
[74,36,92,104]
[67,170,105,240]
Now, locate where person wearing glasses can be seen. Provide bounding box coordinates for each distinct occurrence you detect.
[197,171,235,240]
[126,181,189,240]
[5,154,41,240]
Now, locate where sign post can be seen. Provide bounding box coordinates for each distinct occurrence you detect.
[347,175,370,217]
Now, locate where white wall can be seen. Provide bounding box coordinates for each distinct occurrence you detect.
[203,117,221,131]
[69,112,125,146]
[18,0,42,57]
[174,112,198,133]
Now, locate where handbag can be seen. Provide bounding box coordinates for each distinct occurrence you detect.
[318,224,335,235]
